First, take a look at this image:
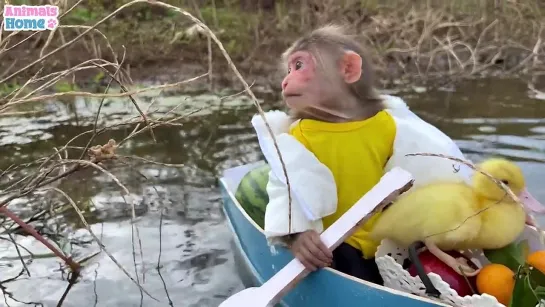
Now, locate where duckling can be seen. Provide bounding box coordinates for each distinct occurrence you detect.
[370,158,544,276]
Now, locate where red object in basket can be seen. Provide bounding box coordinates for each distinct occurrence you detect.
[408,250,478,297]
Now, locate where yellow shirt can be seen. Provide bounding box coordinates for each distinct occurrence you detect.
[289,110,396,259]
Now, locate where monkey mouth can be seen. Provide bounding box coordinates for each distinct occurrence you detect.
[283,93,302,98]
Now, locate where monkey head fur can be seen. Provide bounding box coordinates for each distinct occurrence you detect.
[280,24,383,122]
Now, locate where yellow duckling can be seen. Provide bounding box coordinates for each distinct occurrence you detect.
[370,158,544,276]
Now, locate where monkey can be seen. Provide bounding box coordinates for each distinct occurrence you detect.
[280,24,385,123]
[276,24,396,285]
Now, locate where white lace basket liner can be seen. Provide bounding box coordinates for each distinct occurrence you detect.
[375,225,545,307]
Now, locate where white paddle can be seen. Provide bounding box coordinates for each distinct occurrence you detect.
[220,167,414,307]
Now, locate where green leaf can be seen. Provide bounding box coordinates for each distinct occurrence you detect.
[509,266,524,307]
[518,240,531,260]
[509,265,539,307]
[517,240,530,261]
[484,240,528,271]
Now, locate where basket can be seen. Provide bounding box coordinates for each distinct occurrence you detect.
[374,225,545,307]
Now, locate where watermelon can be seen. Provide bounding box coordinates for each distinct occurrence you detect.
[235,164,271,228]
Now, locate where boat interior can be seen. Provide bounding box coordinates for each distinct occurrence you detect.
[219,161,452,306]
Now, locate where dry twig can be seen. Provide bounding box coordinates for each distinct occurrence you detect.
[0,2,217,303]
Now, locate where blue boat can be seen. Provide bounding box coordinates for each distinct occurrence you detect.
[219,161,448,307]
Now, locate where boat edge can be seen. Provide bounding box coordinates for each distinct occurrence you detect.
[218,171,449,307]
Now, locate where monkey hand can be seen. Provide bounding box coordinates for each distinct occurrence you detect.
[289,230,333,271]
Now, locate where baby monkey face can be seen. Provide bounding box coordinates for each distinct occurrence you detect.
[281,50,319,110]
[281,48,364,118]
[279,24,381,122]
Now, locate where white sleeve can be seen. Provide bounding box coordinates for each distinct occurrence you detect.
[263,133,338,242]
[250,112,338,244]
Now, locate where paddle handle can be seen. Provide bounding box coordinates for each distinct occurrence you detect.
[261,167,415,305]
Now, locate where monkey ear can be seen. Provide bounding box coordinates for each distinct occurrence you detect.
[340,51,362,84]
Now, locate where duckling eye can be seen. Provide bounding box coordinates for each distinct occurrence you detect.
[501,180,509,185]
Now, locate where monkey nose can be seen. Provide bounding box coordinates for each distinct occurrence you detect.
[281,79,288,91]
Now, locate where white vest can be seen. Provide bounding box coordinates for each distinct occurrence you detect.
[251,95,473,246]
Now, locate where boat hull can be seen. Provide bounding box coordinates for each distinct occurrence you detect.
[219,163,447,307]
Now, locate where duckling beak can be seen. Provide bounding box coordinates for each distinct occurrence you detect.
[519,188,545,214]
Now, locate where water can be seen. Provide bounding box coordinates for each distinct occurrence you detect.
[0,78,544,306]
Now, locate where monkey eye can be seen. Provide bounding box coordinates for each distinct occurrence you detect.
[295,60,303,70]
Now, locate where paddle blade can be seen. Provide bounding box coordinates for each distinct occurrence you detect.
[219,287,272,307]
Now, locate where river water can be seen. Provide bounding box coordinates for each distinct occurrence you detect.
[0,78,544,306]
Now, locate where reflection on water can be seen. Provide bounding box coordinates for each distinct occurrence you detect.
[0,78,544,306]
[401,78,545,201]
[0,89,266,307]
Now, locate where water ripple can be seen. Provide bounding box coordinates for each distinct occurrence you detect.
[1,79,545,305]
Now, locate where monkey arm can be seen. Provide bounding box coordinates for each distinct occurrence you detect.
[251,111,338,247]
[264,163,328,247]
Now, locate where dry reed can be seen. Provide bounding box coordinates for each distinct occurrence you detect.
[265,0,545,87]
[0,1,223,305]
[4,1,545,90]
[197,0,545,89]
[0,0,294,305]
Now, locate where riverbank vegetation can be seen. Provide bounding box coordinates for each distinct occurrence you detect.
[2,0,545,93]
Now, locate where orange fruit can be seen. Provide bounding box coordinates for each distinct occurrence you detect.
[476,263,515,306]
[527,250,545,274]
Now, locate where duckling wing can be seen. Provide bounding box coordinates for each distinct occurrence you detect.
[469,200,526,249]
[370,182,482,250]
